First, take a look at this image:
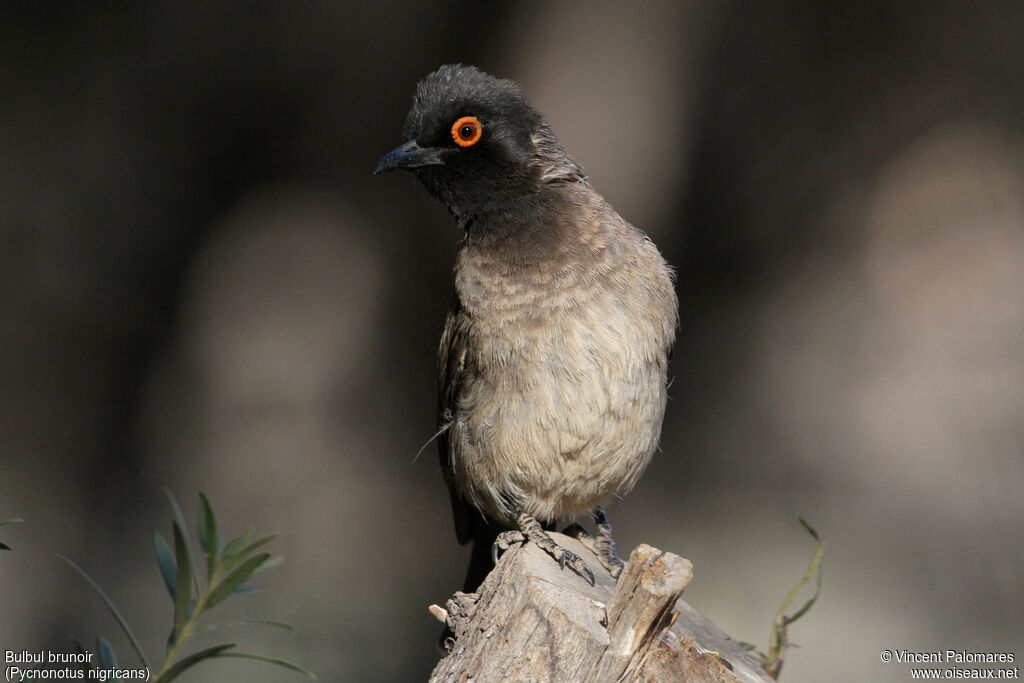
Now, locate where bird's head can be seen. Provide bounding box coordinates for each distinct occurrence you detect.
[374,64,585,229]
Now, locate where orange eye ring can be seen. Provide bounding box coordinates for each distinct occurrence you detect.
[451,116,483,147]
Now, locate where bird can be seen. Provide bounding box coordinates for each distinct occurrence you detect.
[375,64,678,592]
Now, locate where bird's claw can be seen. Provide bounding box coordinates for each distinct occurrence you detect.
[592,506,625,579]
[497,513,597,585]
[553,546,595,585]
[491,529,526,564]
[564,516,621,580]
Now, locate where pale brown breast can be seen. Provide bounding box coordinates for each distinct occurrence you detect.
[439,191,677,524]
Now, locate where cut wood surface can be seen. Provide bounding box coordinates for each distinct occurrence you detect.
[429,533,774,683]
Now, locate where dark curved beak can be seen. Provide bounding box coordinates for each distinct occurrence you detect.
[373,140,445,174]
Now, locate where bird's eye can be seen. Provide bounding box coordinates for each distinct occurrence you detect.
[451,116,482,147]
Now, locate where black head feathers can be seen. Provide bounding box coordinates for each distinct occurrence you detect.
[375,64,586,229]
[402,64,529,144]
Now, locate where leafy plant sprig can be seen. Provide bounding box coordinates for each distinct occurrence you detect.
[741,517,824,680]
[63,490,315,682]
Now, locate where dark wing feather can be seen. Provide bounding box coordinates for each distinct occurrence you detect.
[436,304,477,545]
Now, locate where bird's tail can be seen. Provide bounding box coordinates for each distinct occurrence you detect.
[462,519,504,593]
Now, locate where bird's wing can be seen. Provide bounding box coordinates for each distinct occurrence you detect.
[437,304,477,545]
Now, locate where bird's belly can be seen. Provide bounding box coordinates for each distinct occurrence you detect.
[450,306,667,524]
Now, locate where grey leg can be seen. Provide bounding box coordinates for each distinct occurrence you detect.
[492,510,595,585]
[592,506,624,579]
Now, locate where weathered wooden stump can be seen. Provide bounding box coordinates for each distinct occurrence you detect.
[429,533,773,682]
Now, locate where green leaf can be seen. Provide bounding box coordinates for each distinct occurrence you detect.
[231,586,263,596]
[216,652,318,680]
[207,553,270,608]
[156,643,236,683]
[61,555,149,669]
[239,534,277,554]
[163,489,198,600]
[196,619,293,636]
[783,519,825,625]
[96,636,118,671]
[152,533,177,599]
[253,555,284,574]
[798,517,821,542]
[220,532,276,577]
[171,521,193,642]
[198,492,218,578]
[223,534,276,573]
[221,529,252,563]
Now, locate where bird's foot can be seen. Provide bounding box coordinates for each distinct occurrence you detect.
[516,512,594,585]
[491,529,526,564]
[592,506,625,579]
[562,511,624,579]
[562,520,601,557]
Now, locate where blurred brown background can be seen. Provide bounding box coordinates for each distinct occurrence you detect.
[2,2,1023,681]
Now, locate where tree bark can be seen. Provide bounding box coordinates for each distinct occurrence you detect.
[429,532,774,683]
